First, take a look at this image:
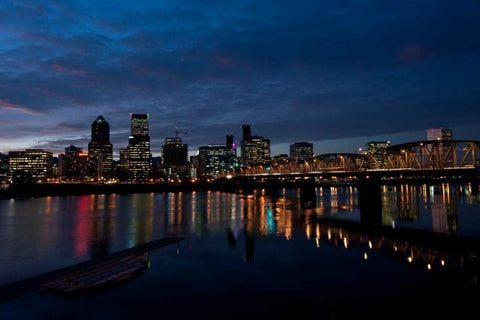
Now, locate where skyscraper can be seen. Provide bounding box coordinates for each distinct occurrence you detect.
[441,128,453,141]
[289,142,314,162]
[162,137,188,179]
[61,145,88,179]
[366,141,391,169]
[197,135,237,177]
[88,115,113,180]
[241,124,271,166]
[427,127,453,141]
[131,113,149,135]
[0,152,7,175]
[128,113,152,183]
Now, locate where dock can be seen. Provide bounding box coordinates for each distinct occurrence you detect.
[0,237,184,302]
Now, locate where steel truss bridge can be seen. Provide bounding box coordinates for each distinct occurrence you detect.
[240,140,480,178]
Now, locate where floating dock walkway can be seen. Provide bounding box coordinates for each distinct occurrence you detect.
[0,237,184,302]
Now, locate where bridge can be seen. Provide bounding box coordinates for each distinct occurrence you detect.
[235,140,480,180]
[210,140,480,210]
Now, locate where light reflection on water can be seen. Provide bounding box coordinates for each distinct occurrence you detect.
[0,182,479,287]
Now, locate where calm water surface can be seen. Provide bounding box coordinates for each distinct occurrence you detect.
[0,182,480,319]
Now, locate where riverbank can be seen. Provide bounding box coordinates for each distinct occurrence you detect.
[1,176,478,200]
[0,183,206,199]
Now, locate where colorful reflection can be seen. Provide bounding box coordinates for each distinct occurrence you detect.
[1,182,479,286]
[74,195,91,258]
[381,183,459,235]
[307,220,476,274]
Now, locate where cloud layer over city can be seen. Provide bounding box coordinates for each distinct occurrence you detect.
[1,0,479,157]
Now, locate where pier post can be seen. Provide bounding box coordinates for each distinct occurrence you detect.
[358,174,382,226]
[235,177,255,195]
[266,177,281,199]
[299,177,317,209]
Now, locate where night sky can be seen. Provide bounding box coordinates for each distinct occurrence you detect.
[1,0,479,158]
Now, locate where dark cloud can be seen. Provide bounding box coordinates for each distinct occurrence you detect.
[0,0,479,156]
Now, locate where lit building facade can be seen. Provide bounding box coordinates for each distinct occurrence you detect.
[198,135,237,177]
[427,127,453,141]
[118,148,129,171]
[0,152,7,175]
[8,149,52,183]
[366,141,391,168]
[60,145,88,180]
[426,127,454,166]
[88,115,113,180]
[190,155,204,179]
[162,137,188,178]
[128,113,152,183]
[441,128,453,141]
[241,124,271,166]
[366,141,391,154]
[289,142,313,162]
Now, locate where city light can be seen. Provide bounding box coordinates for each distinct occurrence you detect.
[0,119,478,186]
[0,2,478,317]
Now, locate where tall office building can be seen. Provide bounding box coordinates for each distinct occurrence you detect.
[60,145,88,179]
[8,149,52,183]
[427,127,454,167]
[366,141,391,154]
[0,152,7,188]
[128,113,152,183]
[441,128,453,141]
[118,148,129,171]
[241,124,271,166]
[289,142,313,162]
[0,152,7,174]
[366,141,391,168]
[242,125,251,142]
[88,115,113,180]
[427,127,453,141]
[162,137,188,178]
[198,135,237,177]
[131,113,149,135]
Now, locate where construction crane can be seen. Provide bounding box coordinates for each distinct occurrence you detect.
[175,127,188,137]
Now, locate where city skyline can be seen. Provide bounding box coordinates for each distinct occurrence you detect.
[0,112,471,160]
[1,1,479,157]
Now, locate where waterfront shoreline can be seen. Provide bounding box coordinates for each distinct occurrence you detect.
[0,183,211,199]
[0,177,479,200]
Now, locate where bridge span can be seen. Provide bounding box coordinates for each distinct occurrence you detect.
[238,167,480,181]
[229,139,480,181]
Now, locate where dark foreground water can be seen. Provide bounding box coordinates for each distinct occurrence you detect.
[1,183,480,319]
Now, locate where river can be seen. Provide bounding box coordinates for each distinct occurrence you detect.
[0,182,479,319]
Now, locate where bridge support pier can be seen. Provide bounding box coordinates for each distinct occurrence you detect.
[266,178,281,199]
[358,175,382,226]
[299,177,317,209]
[472,185,480,195]
[236,177,255,195]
